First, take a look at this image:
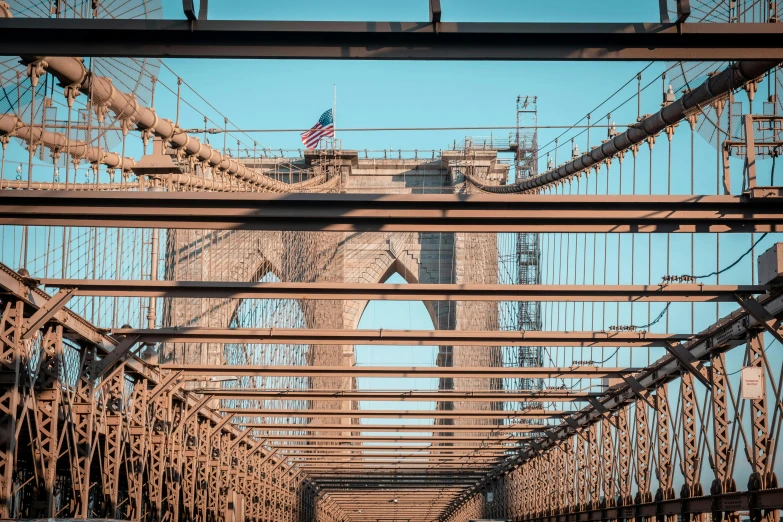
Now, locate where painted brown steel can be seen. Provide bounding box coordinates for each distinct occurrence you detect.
[468,59,783,193]
[220,408,570,418]
[252,435,528,443]
[3,191,782,232]
[272,445,512,452]
[0,114,135,171]
[244,423,548,432]
[269,444,511,448]
[20,56,320,193]
[197,388,597,401]
[446,291,783,515]
[113,327,689,346]
[42,279,769,302]
[161,364,637,378]
[0,19,782,60]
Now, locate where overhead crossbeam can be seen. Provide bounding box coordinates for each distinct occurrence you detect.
[3,191,783,233]
[0,18,781,60]
[113,327,689,347]
[195,388,597,401]
[43,279,768,302]
[248,435,529,443]
[220,408,569,419]
[242,423,548,432]
[161,364,637,378]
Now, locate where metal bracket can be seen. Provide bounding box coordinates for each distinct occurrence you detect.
[229,427,253,449]
[658,0,671,23]
[429,0,441,29]
[745,114,757,189]
[662,341,711,388]
[676,0,691,23]
[95,334,140,378]
[183,0,196,20]
[181,395,211,424]
[183,0,207,22]
[209,412,235,437]
[20,287,76,340]
[734,293,783,345]
[621,375,658,409]
[148,369,183,400]
[259,448,279,466]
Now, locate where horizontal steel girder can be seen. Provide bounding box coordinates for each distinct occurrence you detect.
[245,423,549,432]
[220,408,569,418]
[199,388,597,401]
[114,327,689,346]
[161,364,636,378]
[3,191,783,232]
[249,435,528,443]
[273,446,511,453]
[273,445,512,452]
[43,279,769,302]
[0,19,781,60]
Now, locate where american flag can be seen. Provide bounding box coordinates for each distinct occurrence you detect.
[300,109,335,150]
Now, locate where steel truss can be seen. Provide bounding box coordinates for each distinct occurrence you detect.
[443,285,783,521]
[0,264,334,521]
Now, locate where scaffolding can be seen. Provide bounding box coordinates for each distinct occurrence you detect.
[515,96,543,391]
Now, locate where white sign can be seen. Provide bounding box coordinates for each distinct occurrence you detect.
[742,366,765,400]
[486,491,494,503]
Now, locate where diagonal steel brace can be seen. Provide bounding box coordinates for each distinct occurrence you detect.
[20,287,76,340]
[735,293,783,345]
[662,341,711,388]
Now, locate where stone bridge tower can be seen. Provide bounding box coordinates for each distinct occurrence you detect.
[160,148,510,424]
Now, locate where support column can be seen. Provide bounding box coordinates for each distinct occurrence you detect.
[747,331,778,522]
[31,325,64,517]
[711,354,738,522]
[0,301,24,518]
[634,399,652,506]
[126,378,148,521]
[148,391,170,521]
[72,344,97,518]
[655,384,675,522]
[680,372,703,522]
[601,415,616,522]
[102,366,125,517]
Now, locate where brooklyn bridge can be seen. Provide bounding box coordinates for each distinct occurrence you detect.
[0,0,783,520]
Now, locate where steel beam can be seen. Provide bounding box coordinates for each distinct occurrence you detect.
[43,279,769,302]
[273,445,512,452]
[449,288,783,512]
[161,364,636,378]
[199,388,596,401]
[0,19,781,60]
[271,444,513,455]
[221,408,569,418]
[113,326,688,347]
[252,435,528,443]
[244,423,547,432]
[472,60,782,193]
[2,191,783,232]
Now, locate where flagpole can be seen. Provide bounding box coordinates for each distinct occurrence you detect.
[333,84,337,142]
